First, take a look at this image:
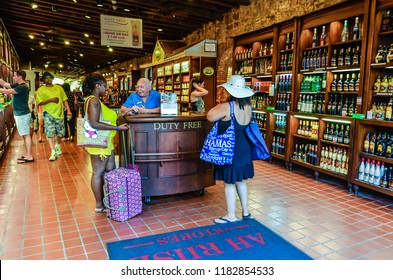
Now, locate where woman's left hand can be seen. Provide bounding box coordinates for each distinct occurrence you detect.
[117,123,129,131]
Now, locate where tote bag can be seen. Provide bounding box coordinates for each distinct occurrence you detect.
[245,107,270,160]
[77,96,111,148]
[200,102,235,165]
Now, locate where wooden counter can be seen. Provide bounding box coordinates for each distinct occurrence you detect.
[119,112,215,202]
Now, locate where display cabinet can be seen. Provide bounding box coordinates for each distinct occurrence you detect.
[350,0,393,197]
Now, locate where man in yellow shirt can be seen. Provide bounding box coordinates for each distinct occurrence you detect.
[36,72,72,161]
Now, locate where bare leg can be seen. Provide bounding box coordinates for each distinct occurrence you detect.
[90,155,110,209]
[223,183,238,220]
[48,137,55,151]
[235,181,249,217]
[38,118,44,141]
[23,134,33,160]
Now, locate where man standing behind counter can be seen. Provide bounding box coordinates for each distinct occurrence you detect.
[120,78,160,114]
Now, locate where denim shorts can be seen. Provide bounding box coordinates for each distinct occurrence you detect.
[44,113,65,138]
[14,113,31,136]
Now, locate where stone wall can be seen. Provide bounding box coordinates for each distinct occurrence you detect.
[184,0,348,83]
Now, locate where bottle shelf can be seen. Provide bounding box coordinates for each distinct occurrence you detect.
[293,134,318,141]
[354,179,393,195]
[320,139,350,148]
[359,152,393,165]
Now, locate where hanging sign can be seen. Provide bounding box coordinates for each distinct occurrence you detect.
[100,15,143,49]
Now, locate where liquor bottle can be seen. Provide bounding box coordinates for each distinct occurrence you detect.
[331,94,337,115]
[369,132,377,154]
[358,157,365,181]
[380,166,388,188]
[341,20,349,42]
[375,132,383,155]
[373,76,382,93]
[312,28,318,47]
[332,124,339,143]
[293,144,299,159]
[385,98,393,121]
[323,123,330,140]
[320,26,327,46]
[369,160,376,184]
[355,73,360,92]
[388,75,393,94]
[388,167,393,189]
[353,17,360,40]
[353,45,360,66]
[343,74,350,92]
[380,75,388,93]
[364,158,371,182]
[374,161,381,186]
[322,72,327,91]
[337,95,343,116]
[343,125,350,144]
[338,124,344,144]
[387,44,393,63]
[380,10,391,32]
[331,74,338,92]
[375,45,384,63]
[337,48,345,66]
[385,135,393,157]
[286,33,291,50]
[336,74,344,92]
[349,73,356,92]
[363,132,370,153]
[344,47,351,66]
[330,49,338,67]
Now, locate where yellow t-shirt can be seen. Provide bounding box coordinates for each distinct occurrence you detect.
[85,97,118,156]
[36,84,68,119]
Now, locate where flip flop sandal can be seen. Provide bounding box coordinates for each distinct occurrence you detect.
[95,208,107,213]
[17,158,34,164]
[17,156,26,161]
[214,217,239,224]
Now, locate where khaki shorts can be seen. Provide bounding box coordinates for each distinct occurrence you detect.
[14,113,31,136]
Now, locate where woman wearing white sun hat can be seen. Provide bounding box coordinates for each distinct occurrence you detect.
[207,75,255,224]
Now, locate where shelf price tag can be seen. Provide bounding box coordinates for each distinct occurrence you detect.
[352,113,365,119]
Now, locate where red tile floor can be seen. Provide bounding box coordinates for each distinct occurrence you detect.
[1,133,393,260]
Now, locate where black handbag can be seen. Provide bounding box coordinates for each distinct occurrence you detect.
[245,107,270,160]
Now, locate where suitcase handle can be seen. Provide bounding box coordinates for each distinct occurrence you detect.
[103,186,128,212]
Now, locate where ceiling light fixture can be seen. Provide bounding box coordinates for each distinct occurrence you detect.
[89,41,94,45]
[124,8,130,12]
[85,12,91,19]
[157,28,163,32]
[97,0,104,7]
[28,34,34,39]
[65,41,70,45]
[31,3,38,9]
[84,33,89,38]
[111,0,117,10]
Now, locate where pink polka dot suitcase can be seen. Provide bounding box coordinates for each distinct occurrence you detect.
[104,166,142,222]
[103,129,142,222]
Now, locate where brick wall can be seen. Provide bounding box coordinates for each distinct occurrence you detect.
[185,0,348,83]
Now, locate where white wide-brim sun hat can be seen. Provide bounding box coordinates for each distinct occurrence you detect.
[217,75,254,98]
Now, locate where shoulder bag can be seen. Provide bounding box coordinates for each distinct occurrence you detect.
[245,106,270,160]
[200,102,235,165]
[77,96,111,148]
